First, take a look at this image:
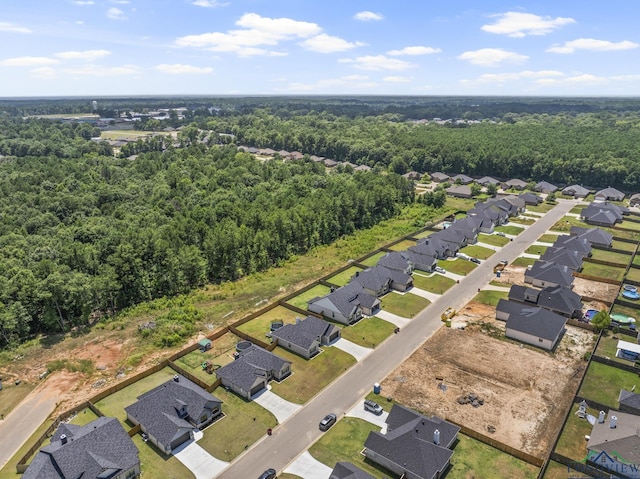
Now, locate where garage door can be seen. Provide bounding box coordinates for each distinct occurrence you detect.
[170,431,191,451]
[250,382,265,397]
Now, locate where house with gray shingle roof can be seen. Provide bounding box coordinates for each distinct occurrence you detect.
[270,316,340,359]
[562,184,590,198]
[524,261,574,289]
[377,251,413,275]
[505,305,567,351]
[308,282,380,324]
[451,173,473,185]
[476,176,500,186]
[630,193,640,207]
[215,345,291,400]
[520,192,543,205]
[595,187,625,202]
[619,389,640,415]
[581,202,628,227]
[503,178,528,190]
[534,181,558,194]
[508,284,582,318]
[363,404,459,479]
[587,411,640,464]
[495,298,532,321]
[352,266,413,295]
[401,250,437,273]
[413,236,457,258]
[539,247,586,272]
[430,172,450,183]
[445,184,472,198]
[569,227,613,248]
[22,417,140,479]
[125,375,222,454]
[552,235,593,256]
[330,462,375,479]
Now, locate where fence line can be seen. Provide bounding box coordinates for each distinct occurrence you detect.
[583,257,629,268]
[550,452,614,479]
[591,354,639,374]
[168,361,210,391]
[573,272,622,285]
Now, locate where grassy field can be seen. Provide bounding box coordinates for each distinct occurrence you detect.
[512,257,536,267]
[494,225,525,235]
[309,417,394,478]
[543,461,573,479]
[581,262,626,282]
[326,266,364,287]
[527,203,556,214]
[198,387,277,460]
[0,380,35,418]
[620,220,640,232]
[460,244,495,260]
[579,362,640,408]
[0,417,55,479]
[438,259,478,276]
[67,407,100,426]
[537,233,561,243]
[132,434,195,479]
[447,434,539,479]
[236,305,301,339]
[478,233,510,247]
[554,403,593,461]
[411,273,456,294]
[388,239,417,251]
[94,367,178,425]
[100,129,157,140]
[285,284,331,310]
[612,240,639,252]
[626,267,640,282]
[340,316,395,348]
[591,249,632,266]
[358,251,386,267]
[525,245,547,255]
[269,346,356,403]
[473,290,508,306]
[381,291,430,318]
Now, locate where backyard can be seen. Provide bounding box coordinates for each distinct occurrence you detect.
[235,305,301,339]
[554,403,594,460]
[579,361,640,408]
[594,333,637,367]
[358,251,386,267]
[285,284,331,310]
[326,266,364,287]
[612,240,639,252]
[380,291,431,318]
[580,262,626,282]
[269,346,356,403]
[590,249,632,266]
[411,273,456,294]
[388,239,417,252]
[340,316,396,348]
[626,267,640,282]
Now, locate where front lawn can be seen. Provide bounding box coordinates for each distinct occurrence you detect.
[411,273,456,294]
[286,284,331,310]
[579,361,640,408]
[591,249,632,266]
[509,217,536,225]
[581,262,626,282]
[132,434,195,478]
[236,305,301,339]
[512,257,536,267]
[388,239,417,251]
[473,290,508,306]
[554,403,594,461]
[358,251,386,267]
[494,225,524,235]
[460,244,495,260]
[524,245,547,256]
[447,434,539,479]
[537,233,561,243]
[340,316,396,348]
[269,347,356,404]
[94,367,178,425]
[550,216,585,233]
[309,417,394,478]
[527,203,556,214]
[326,266,364,287]
[478,233,510,247]
[438,259,478,276]
[381,291,431,318]
[198,387,277,460]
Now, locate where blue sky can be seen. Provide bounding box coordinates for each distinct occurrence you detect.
[1,1,640,97]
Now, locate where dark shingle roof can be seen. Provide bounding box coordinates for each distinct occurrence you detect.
[330,462,376,479]
[595,187,624,201]
[496,299,530,320]
[309,282,376,318]
[520,192,542,205]
[476,176,500,185]
[23,417,139,479]
[271,316,338,349]
[445,184,472,197]
[353,266,392,292]
[562,185,590,197]
[540,247,586,270]
[569,227,613,248]
[619,389,640,411]
[401,251,436,271]
[552,235,592,255]
[527,261,574,287]
[535,181,557,193]
[377,251,411,271]
[451,174,473,184]
[506,306,567,342]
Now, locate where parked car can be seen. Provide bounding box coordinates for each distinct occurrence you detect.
[258,469,277,479]
[470,257,481,264]
[434,266,446,274]
[140,432,148,443]
[457,253,470,260]
[319,413,337,431]
[496,232,506,237]
[364,399,384,415]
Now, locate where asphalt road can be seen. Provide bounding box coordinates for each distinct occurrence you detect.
[216,199,576,479]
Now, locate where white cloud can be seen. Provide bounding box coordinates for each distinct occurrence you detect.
[383,76,412,83]
[547,38,639,54]
[73,0,95,5]
[155,64,213,74]
[111,0,130,3]
[472,70,565,83]
[175,13,321,56]
[107,7,126,20]
[536,74,608,86]
[300,34,365,53]
[55,49,111,60]
[75,20,84,25]
[284,75,376,92]
[457,48,528,66]
[339,55,415,71]
[0,22,32,33]
[482,12,575,38]
[354,11,383,21]
[0,56,59,67]
[62,64,140,76]
[30,67,56,79]
[387,46,441,56]
[192,0,229,7]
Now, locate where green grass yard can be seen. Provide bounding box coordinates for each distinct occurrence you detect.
[0,380,35,419]
[579,362,640,408]
[326,266,364,287]
[512,257,536,267]
[543,461,574,479]
[526,203,556,214]
[381,291,430,318]
[473,290,508,306]
[285,284,331,311]
[478,233,510,247]
[591,249,632,266]
[494,225,524,235]
[460,244,495,260]
[340,316,396,348]
[358,251,386,267]
[411,273,456,294]
[554,403,593,461]
[525,245,547,255]
[388,239,417,251]
[509,217,536,225]
[236,305,301,340]
[132,434,195,479]
[537,233,561,243]
[67,408,100,426]
[580,262,626,282]
[611,303,640,319]
[613,240,639,252]
[625,267,640,282]
[438,259,478,276]
[269,346,356,404]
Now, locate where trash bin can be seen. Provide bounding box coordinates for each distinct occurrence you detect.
[373,383,381,394]
[496,271,501,278]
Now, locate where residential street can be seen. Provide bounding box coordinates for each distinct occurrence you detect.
[215,199,576,479]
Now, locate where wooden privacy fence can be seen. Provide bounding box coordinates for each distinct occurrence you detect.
[90,360,169,404]
[573,272,622,285]
[583,257,630,268]
[550,452,616,479]
[591,354,640,374]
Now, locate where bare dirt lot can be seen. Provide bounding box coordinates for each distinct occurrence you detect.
[380,302,595,457]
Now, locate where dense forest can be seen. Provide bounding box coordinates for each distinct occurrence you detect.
[0,118,413,346]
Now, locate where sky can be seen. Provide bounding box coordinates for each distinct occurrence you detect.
[1,1,640,97]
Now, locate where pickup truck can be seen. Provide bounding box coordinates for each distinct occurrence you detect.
[441,307,456,321]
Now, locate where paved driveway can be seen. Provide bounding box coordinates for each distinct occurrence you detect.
[375,310,411,327]
[284,451,333,479]
[408,287,440,302]
[332,338,372,361]
[252,387,302,424]
[173,430,229,479]
[346,403,389,433]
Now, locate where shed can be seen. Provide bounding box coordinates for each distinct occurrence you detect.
[198,338,212,352]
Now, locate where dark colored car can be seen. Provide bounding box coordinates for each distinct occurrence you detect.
[258,468,277,479]
[470,257,481,264]
[319,413,337,431]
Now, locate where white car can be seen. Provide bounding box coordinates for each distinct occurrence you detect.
[496,232,506,237]
[435,266,446,274]
[457,253,470,261]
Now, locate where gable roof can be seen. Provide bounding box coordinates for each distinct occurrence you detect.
[537,285,583,315]
[364,404,459,479]
[309,282,379,317]
[430,172,450,182]
[619,389,640,412]
[526,261,574,287]
[23,417,139,479]
[506,305,567,342]
[476,176,500,185]
[353,266,392,292]
[451,173,473,184]
[569,227,613,247]
[535,181,557,193]
[508,284,540,303]
[377,251,412,271]
[504,178,528,188]
[125,376,221,450]
[519,192,543,205]
[587,410,640,463]
[595,187,625,201]
[539,247,586,270]
[552,235,592,255]
[562,184,590,197]
[216,345,291,393]
[271,316,339,349]
[445,184,472,197]
[401,250,437,270]
[330,462,376,479]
